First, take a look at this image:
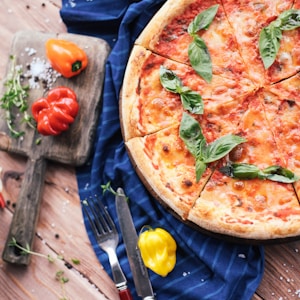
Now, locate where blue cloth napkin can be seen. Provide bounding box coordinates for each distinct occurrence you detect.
[60,1,264,299]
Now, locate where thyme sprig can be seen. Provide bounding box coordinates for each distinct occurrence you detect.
[0,55,36,138]
[9,237,80,300]
[9,237,56,262]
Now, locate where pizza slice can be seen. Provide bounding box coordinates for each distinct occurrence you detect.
[188,88,300,239]
[222,0,296,85]
[262,86,300,199]
[125,124,212,220]
[121,45,255,141]
[188,165,300,239]
[135,0,252,83]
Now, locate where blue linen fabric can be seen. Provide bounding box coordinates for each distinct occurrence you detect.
[60,1,265,299]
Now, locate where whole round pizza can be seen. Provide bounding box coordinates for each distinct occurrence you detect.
[120,0,300,241]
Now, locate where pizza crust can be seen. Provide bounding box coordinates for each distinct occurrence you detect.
[136,0,196,50]
[120,46,152,142]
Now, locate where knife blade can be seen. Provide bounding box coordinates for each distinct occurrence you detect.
[115,187,155,300]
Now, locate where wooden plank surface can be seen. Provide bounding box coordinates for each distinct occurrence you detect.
[0,1,300,300]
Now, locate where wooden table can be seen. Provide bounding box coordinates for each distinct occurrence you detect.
[0,1,300,299]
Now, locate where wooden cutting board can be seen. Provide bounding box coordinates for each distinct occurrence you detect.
[0,30,110,265]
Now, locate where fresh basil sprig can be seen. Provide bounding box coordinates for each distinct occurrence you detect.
[160,66,204,114]
[259,9,300,69]
[220,162,300,183]
[187,5,219,83]
[179,112,246,182]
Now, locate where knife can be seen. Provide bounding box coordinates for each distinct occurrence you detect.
[115,187,155,300]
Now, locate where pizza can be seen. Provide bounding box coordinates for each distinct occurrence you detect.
[120,0,300,241]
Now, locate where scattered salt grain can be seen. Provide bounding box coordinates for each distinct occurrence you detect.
[23,56,61,91]
[238,253,246,259]
[25,47,37,56]
[68,0,77,8]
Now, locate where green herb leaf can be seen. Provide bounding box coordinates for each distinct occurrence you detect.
[220,162,300,183]
[220,163,261,179]
[188,36,212,83]
[179,113,246,181]
[0,55,36,137]
[262,165,300,183]
[259,9,300,69]
[187,4,219,35]
[179,112,205,157]
[159,65,183,93]
[180,90,204,114]
[195,159,207,182]
[204,134,246,163]
[160,66,204,114]
[259,25,282,69]
[187,5,218,82]
[278,9,300,30]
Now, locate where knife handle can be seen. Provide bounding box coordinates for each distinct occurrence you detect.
[119,287,133,300]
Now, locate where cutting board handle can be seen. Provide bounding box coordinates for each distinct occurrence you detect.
[2,156,47,265]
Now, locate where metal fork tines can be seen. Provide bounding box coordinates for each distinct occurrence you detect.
[82,197,132,299]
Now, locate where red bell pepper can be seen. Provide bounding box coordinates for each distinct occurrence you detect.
[32,87,79,136]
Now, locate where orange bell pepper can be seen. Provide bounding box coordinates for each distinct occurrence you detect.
[45,39,88,78]
[32,86,79,136]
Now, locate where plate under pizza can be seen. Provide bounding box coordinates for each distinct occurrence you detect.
[120,0,300,243]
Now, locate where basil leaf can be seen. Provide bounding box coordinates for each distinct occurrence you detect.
[179,112,206,157]
[259,25,282,69]
[203,134,246,163]
[180,113,246,182]
[160,66,204,114]
[188,36,212,83]
[263,165,300,183]
[220,163,300,183]
[259,9,300,69]
[220,163,260,179]
[195,159,207,182]
[187,4,219,35]
[278,9,300,30]
[180,113,208,180]
[159,65,183,93]
[180,90,204,114]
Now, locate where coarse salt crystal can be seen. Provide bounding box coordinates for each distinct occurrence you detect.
[25,47,37,56]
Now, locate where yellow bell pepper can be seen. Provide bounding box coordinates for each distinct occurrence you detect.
[138,226,177,277]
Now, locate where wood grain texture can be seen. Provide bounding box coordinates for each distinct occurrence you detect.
[0,30,110,265]
[0,1,299,300]
[0,1,119,299]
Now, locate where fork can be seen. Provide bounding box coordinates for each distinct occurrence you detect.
[82,197,133,300]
